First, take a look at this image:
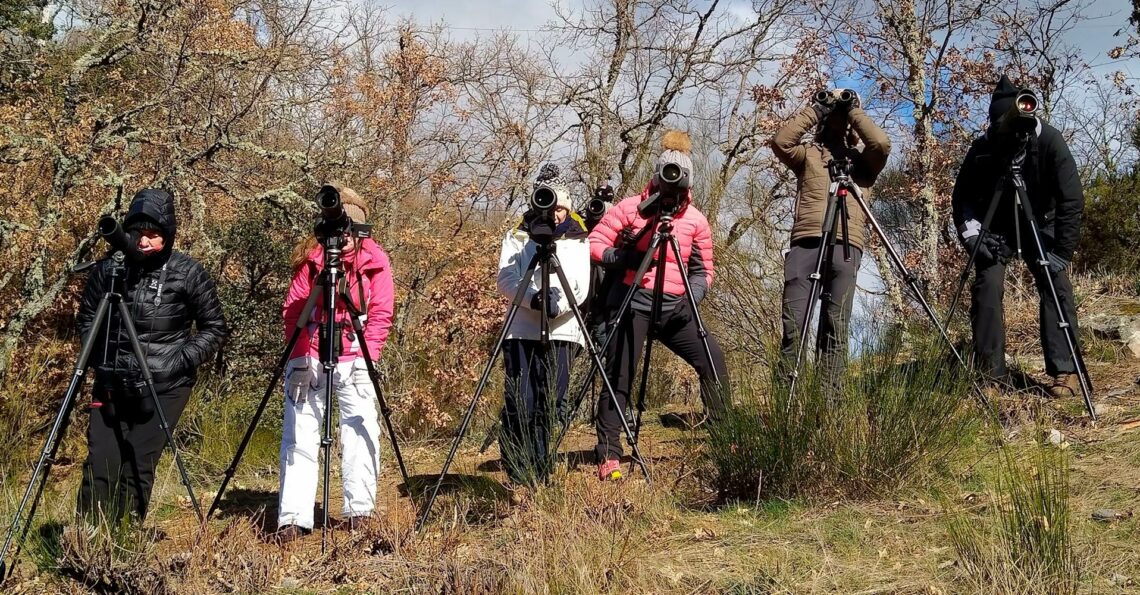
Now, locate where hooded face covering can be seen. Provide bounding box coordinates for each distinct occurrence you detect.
[122,188,177,266]
[988,74,1019,125]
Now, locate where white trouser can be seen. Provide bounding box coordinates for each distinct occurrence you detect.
[278,356,382,530]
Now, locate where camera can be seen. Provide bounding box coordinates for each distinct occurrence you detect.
[527,183,560,245]
[583,184,612,228]
[531,183,558,213]
[639,161,691,216]
[312,184,357,242]
[98,215,142,261]
[995,88,1039,136]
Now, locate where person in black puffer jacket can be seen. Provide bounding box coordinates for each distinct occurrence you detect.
[952,75,1086,400]
[76,188,227,523]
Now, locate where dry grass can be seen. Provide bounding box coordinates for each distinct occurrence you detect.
[2,333,1139,593]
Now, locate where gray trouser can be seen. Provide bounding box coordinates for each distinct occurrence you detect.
[970,250,1080,378]
[780,238,863,390]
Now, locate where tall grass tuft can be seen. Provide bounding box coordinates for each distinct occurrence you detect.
[707,325,979,501]
[949,436,1078,594]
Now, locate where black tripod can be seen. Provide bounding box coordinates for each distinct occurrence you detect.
[415,233,647,532]
[208,231,410,553]
[0,252,202,578]
[553,207,725,465]
[942,136,1096,419]
[785,157,993,412]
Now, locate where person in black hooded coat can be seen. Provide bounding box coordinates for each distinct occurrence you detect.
[76,188,228,522]
[951,75,1086,399]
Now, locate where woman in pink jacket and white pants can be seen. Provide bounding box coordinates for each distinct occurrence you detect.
[276,186,394,541]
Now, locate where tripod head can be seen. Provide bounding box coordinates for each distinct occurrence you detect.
[826,157,854,182]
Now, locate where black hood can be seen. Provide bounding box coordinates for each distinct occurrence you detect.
[123,188,177,263]
[988,74,1018,123]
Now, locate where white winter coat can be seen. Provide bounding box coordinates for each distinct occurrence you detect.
[495,219,591,346]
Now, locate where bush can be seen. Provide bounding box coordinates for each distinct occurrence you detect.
[707,326,980,501]
[1077,168,1140,280]
[948,437,1077,594]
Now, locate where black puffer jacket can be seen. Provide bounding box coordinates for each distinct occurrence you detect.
[77,189,228,394]
[951,121,1085,261]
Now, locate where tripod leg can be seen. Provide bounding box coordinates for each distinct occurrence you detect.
[1013,186,1096,420]
[787,186,843,405]
[667,235,723,388]
[0,297,108,577]
[415,255,542,532]
[552,235,663,458]
[115,300,204,523]
[631,242,666,448]
[343,313,412,491]
[943,175,1008,336]
[847,184,994,414]
[208,286,319,519]
[549,255,651,482]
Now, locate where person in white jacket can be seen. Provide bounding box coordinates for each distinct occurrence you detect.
[495,169,590,486]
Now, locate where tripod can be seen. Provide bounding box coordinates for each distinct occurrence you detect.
[0,252,202,578]
[208,231,411,553]
[784,158,993,412]
[415,233,647,532]
[942,136,1096,419]
[476,261,612,456]
[553,207,725,465]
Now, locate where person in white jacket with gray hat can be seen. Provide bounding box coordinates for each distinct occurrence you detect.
[495,165,591,486]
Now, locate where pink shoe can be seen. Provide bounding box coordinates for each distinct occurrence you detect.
[597,459,623,481]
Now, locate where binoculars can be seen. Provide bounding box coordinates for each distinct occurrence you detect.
[814,89,858,109]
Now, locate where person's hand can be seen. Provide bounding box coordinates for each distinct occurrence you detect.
[839,88,861,109]
[1046,252,1069,274]
[530,287,563,318]
[963,235,995,266]
[601,247,647,270]
[812,89,836,120]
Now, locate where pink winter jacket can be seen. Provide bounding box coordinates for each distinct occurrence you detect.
[282,238,395,362]
[589,186,715,302]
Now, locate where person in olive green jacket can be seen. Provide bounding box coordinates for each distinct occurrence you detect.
[769,89,891,394]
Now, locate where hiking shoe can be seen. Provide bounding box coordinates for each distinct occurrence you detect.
[274,524,308,544]
[1048,373,1080,399]
[598,459,622,481]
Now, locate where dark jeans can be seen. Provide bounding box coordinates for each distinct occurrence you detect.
[780,238,863,391]
[78,384,192,523]
[970,246,1081,378]
[501,339,575,485]
[595,302,729,461]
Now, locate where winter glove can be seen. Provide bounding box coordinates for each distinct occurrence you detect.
[1045,252,1069,274]
[600,247,647,270]
[811,91,836,120]
[529,287,562,318]
[962,235,995,266]
[285,356,318,404]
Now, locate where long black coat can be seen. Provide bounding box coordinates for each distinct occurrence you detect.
[77,190,227,394]
[951,121,1084,261]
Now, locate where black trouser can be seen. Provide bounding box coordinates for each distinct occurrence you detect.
[970,243,1080,378]
[595,302,729,461]
[78,383,192,523]
[780,238,863,391]
[501,339,575,485]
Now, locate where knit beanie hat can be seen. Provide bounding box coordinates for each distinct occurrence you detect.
[988,75,1019,124]
[656,130,693,188]
[535,163,573,211]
